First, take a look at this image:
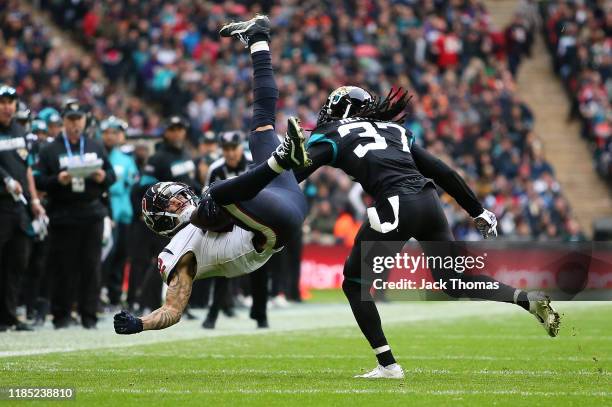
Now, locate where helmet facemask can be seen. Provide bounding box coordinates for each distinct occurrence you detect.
[142,182,199,237]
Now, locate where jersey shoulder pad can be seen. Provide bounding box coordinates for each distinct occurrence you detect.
[157,224,202,284]
[306,121,342,164]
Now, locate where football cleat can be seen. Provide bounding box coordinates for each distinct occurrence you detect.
[528,291,561,337]
[272,117,312,170]
[219,15,270,47]
[354,364,405,379]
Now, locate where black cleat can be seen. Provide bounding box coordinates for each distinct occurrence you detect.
[53,318,71,330]
[14,322,34,332]
[221,307,236,318]
[256,318,269,329]
[272,117,312,170]
[219,15,270,47]
[202,316,216,330]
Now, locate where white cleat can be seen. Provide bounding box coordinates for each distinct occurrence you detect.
[528,291,561,337]
[354,363,405,379]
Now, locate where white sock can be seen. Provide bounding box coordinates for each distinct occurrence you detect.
[513,289,521,303]
[373,345,390,354]
[250,41,269,54]
[267,156,284,174]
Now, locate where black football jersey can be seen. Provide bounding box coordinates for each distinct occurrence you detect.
[304,118,432,200]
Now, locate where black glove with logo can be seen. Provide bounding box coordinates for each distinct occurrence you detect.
[114,310,143,335]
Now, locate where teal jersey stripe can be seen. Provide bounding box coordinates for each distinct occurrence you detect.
[306,133,338,165]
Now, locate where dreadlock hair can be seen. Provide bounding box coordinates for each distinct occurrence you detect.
[356,87,412,124]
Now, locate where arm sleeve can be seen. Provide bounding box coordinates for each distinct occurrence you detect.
[100,151,117,188]
[293,142,334,183]
[0,163,10,179]
[34,147,61,192]
[411,143,483,217]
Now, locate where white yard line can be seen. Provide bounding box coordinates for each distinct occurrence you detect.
[4,366,609,376]
[76,388,612,397]
[0,302,609,358]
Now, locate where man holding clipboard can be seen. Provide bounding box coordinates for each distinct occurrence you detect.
[34,99,116,329]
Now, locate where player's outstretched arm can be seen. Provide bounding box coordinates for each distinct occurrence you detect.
[411,143,483,217]
[293,142,333,183]
[142,253,195,330]
[114,253,196,334]
[412,143,497,238]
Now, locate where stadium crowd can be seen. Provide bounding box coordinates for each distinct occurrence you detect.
[0,0,588,331]
[540,0,611,185]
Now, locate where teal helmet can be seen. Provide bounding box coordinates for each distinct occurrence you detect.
[100,115,128,132]
[31,119,48,133]
[38,107,62,125]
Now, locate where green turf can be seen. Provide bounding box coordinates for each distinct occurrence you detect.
[307,289,347,303]
[1,303,611,406]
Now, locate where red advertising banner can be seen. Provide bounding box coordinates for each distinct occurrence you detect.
[300,244,351,289]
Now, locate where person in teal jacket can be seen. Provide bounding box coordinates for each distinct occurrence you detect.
[100,116,138,307]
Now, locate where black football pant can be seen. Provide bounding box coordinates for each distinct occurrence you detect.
[128,219,166,310]
[21,238,50,317]
[102,222,130,305]
[48,220,103,326]
[205,277,233,321]
[342,185,520,350]
[0,210,31,326]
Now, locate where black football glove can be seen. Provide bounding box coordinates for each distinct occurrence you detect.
[114,310,143,335]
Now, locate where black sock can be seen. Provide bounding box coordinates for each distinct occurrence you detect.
[376,348,396,367]
[516,291,530,312]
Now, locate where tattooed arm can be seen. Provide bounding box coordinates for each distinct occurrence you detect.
[141,252,196,331]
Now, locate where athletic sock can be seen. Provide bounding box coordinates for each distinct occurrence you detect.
[248,34,270,48]
[374,345,396,367]
[249,41,277,130]
[514,290,530,312]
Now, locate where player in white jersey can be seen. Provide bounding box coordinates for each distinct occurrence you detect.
[114,15,311,335]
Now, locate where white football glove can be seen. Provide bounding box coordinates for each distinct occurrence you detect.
[474,209,498,239]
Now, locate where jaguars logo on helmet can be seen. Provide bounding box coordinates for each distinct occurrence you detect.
[316,86,373,127]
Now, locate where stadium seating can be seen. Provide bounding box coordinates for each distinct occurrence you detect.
[3,0,585,240]
[540,0,611,185]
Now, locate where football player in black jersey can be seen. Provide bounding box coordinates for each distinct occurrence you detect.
[289,86,560,378]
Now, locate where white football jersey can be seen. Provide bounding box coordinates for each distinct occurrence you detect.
[157,224,281,284]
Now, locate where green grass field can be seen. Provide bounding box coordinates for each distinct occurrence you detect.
[1,297,611,406]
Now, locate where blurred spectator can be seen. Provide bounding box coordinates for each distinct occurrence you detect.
[101,116,138,308]
[0,1,159,137]
[38,107,63,139]
[0,85,43,331]
[34,99,116,329]
[36,0,584,241]
[201,130,251,328]
[541,1,611,184]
